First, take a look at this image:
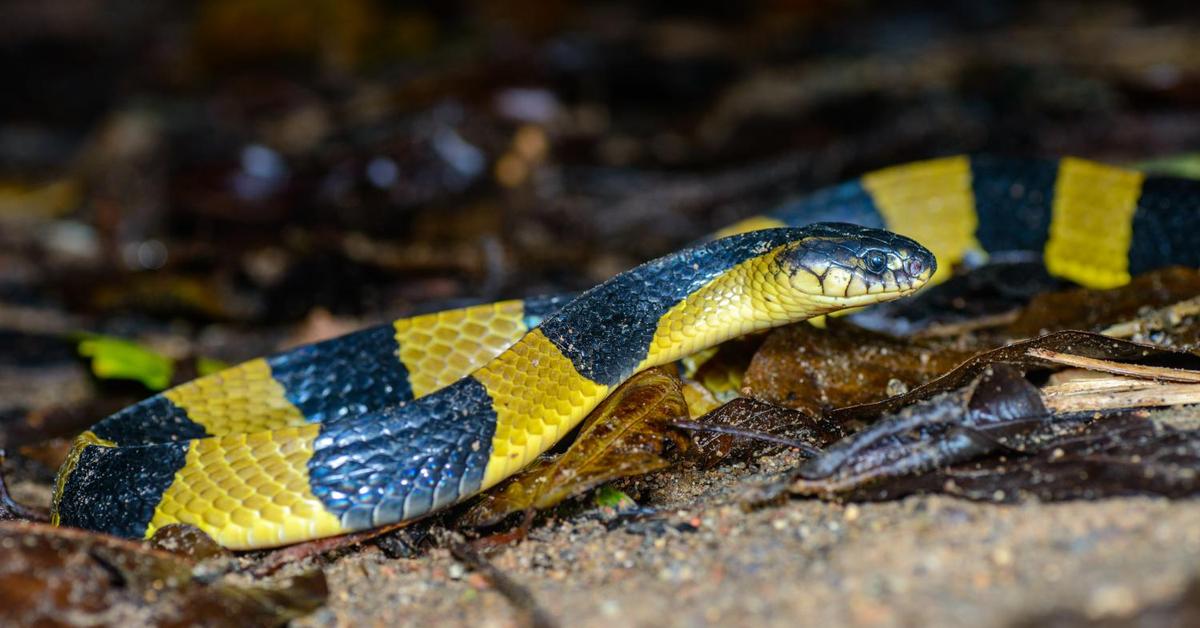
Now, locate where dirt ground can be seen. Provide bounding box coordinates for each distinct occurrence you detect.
[277,407,1200,628]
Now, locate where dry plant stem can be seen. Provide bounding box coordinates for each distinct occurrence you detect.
[1027,348,1200,383]
[0,450,50,522]
[668,419,824,457]
[470,509,537,550]
[1042,379,1200,413]
[250,522,409,576]
[447,534,558,628]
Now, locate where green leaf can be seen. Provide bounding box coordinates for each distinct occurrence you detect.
[196,356,229,377]
[1132,153,1200,180]
[593,486,637,510]
[76,334,174,391]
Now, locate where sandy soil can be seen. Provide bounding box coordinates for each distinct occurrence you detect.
[286,426,1200,628]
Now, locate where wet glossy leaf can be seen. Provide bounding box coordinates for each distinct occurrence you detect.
[76,334,175,391]
[844,412,1200,503]
[462,367,689,527]
[0,522,327,627]
[742,320,978,416]
[787,365,1062,497]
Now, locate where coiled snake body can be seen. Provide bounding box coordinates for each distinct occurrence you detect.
[53,155,1200,548]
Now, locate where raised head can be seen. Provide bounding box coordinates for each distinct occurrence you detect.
[772,222,935,310]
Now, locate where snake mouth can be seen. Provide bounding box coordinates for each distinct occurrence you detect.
[803,278,928,309]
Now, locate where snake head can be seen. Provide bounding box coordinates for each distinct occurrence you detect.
[775,222,936,308]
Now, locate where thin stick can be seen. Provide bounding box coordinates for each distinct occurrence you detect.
[250,522,409,576]
[447,534,557,628]
[1027,348,1200,383]
[668,420,823,458]
[1043,381,1200,413]
[0,450,50,522]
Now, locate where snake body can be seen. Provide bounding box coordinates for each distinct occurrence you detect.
[55,224,932,548]
[53,154,1200,548]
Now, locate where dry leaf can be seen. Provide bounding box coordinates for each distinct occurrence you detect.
[462,367,689,527]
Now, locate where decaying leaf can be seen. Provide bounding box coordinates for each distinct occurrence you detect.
[746,329,1200,505]
[149,523,234,561]
[742,320,979,416]
[782,365,1065,497]
[678,397,843,466]
[845,412,1200,504]
[462,367,690,527]
[830,331,1200,424]
[0,449,48,522]
[0,521,327,627]
[1005,267,1200,337]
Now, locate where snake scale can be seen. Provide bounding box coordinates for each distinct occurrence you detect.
[53,155,1200,549]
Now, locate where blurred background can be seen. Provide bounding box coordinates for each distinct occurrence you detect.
[6,5,1200,623]
[2,0,1200,409]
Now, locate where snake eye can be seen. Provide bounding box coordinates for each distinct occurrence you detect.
[864,250,887,274]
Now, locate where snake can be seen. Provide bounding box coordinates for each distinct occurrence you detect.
[52,154,1200,549]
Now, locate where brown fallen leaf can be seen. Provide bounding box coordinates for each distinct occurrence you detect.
[742,319,978,416]
[842,412,1200,504]
[675,397,843,466]
[461,367,690,528]
[831,331,1200,425]
[1101,294,1200,351]
[1006,267,1200,337]
[0,521,327,627]
[752,338,1200,504]
[781,365,1058,498]
[678,336,764,417]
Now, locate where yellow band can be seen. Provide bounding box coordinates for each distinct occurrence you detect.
[1044,157,1144,288]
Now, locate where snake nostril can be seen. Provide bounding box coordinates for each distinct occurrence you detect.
[905,257,925,278]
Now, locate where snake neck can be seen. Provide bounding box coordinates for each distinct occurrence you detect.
[632,246,830,373]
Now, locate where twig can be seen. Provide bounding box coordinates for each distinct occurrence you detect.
[469,509,536,549]
[1027,348,1200,383]
[445,532,557,628]
[668,419,823,457]
[1042,379,1200,413]
[0,449,51,522]
[250,522,408,576]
